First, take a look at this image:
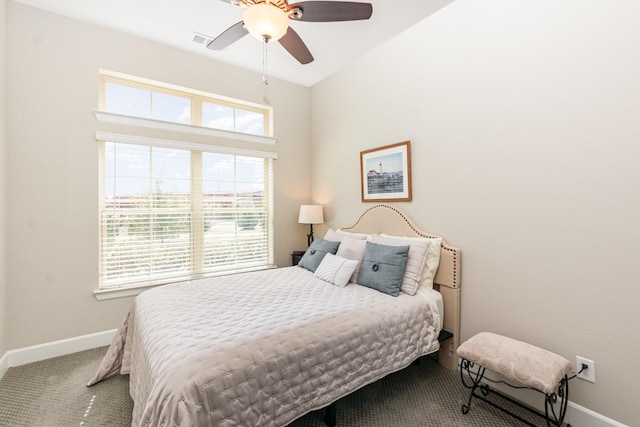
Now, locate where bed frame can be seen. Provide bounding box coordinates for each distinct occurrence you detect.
[341,204,461,371]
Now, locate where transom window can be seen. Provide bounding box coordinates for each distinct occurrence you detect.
[100,72,270,136]
[98,72,274,289]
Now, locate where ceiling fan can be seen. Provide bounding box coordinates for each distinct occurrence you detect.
[207,0,373,64]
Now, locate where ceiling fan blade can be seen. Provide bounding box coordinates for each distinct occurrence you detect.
[288,1,372,22]
[206,21,248,50]
[278,27,314,64]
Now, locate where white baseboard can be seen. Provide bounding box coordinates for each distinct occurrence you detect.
[0,329,117,379]
[566,401,628,427]
[0,351,9,379]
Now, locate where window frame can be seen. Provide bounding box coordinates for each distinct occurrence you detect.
[99,70,272,136]
[95,72,277,300]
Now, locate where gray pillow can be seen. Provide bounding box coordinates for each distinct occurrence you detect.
[357,242,410,297]
[297,237,340,273]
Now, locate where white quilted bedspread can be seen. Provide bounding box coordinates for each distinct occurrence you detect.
[88,266,439,427]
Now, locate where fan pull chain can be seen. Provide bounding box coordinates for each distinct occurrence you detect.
[262,37,270,105]
[262,38,268,86]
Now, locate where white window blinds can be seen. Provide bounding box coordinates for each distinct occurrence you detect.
[99,137,274,288]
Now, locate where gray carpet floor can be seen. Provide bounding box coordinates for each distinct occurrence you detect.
[0,347,545,426]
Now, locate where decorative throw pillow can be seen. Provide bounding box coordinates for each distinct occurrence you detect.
[335,236,367,283]
[314,253,359,288]
[381,234,442,290]
[357,242,410,297]
[372,234,431,295]
[297,237,340,273]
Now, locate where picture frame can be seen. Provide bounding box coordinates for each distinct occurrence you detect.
[360,141,412,202]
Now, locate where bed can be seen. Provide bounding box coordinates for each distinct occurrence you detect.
[88,204,461,427]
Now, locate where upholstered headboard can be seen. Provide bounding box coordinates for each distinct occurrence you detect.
[341,204,461,371]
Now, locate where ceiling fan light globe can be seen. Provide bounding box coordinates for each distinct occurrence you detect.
[243,4,289,42]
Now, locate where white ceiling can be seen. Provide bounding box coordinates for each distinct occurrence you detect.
[13,0,454,87]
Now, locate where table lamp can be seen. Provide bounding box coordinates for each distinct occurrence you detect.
[298,205,324,247]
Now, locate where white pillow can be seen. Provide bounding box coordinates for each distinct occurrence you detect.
[324,228,344,242]
[381,234,442,290]
[372,234,431,295]
[337,229,370,240]
[335,236,367,283]
[324,228,370,241]
[314,253,359,288]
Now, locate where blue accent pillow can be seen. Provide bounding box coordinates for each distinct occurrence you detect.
[297,238,340,273]
[357,241,410,297]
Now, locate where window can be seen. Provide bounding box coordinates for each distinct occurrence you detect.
[98,72,274,289]
[201,102,265,135]
[101,72,270,136]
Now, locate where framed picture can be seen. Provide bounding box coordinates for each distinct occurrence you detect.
[360,141,412,202]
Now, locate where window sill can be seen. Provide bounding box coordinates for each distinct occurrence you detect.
[94,111,277,146]
[93,265,278,301]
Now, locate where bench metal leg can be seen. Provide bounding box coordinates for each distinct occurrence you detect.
[460,358,570,427]
[544,376,569,427]
[459,359,489,414]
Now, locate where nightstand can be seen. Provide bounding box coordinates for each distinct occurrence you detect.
[291,250,305,266]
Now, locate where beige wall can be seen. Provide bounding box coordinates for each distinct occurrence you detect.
[6,3,311,349]
[0,0,8,355]
[311,0,640,424]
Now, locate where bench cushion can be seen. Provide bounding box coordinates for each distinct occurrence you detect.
[457,332,573,394]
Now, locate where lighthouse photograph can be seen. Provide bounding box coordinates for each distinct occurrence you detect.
[360,141,412,202]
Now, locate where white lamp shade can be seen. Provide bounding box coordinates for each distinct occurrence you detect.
[243,3,289,42]
[298,205,324,224]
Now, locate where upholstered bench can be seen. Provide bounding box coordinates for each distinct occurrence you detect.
[457,332,573,427]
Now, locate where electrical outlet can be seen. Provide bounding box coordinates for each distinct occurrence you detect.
[576,356,595,383]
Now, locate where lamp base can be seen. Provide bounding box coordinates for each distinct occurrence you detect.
[307,224,314,247]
